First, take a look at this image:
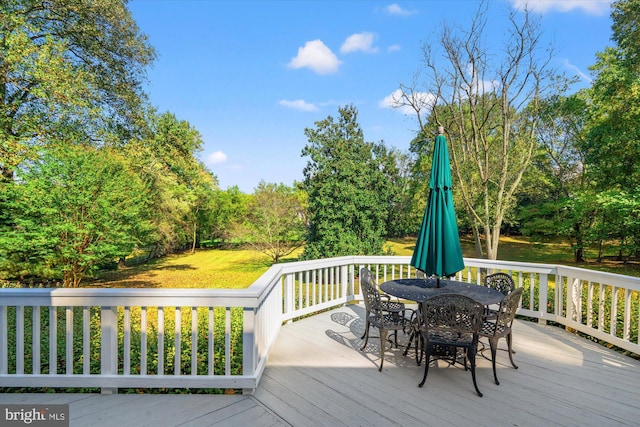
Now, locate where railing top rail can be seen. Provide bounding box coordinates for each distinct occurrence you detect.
[462,257,558,274]
[556,265,640,290]
[2,256,639,306]
[0,287,262,308]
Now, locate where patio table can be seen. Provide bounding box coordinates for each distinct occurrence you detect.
[380,278,504,306]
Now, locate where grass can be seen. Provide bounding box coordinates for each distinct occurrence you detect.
[92,236,640,289]
[388,235,640,277]
[94,248,275,289]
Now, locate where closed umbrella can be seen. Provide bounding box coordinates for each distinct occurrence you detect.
[410,127,464,286]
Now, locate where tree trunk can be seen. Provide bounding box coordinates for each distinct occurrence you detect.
[574,223,585,263]
[191,221,197,253]
[472,225,483,258]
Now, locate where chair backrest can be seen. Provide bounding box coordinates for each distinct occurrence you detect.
[494,287,523,329]
[360,268,383,316]
[421,294,483,335]
[484,272,515,295]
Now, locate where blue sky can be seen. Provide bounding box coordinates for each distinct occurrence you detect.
[128,0,614,193]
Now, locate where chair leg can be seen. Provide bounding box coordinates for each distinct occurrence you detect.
[379,330,387,371]
[360,321,370,351]
[469,347,483,397]
[489,337,499,385]
[506,333,518,369]
[360,320,369,340]
[418,345,432,387]
[402,328,416,357]
[415,333,424,366]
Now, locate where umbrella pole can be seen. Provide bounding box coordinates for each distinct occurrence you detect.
[436,277,440,288]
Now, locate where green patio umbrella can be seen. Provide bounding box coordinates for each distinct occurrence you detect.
[410,127,464,285]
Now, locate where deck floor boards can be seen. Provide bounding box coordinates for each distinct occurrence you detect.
[1,303,639,426]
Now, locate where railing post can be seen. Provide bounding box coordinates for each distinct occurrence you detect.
[284,273,294,324]
[100,306,118,395]
[242,306,256,395]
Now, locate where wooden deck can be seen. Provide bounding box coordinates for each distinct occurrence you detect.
[2,303,639,426]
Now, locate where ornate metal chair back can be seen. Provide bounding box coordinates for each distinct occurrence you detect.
[484,272,515,295]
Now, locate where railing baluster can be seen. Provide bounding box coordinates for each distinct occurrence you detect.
[175,306,181,376]
[599,285,605,331]
[65,306,73,375]
[624,289,631,341]
[208,307,214,375]
[225,307,231,376]
[16,306,24,375]
[32,306,40,375]
[49,306,56,375]
[158,307,164,375]
[611,287,618,336]
[124,306,131,375]
[191,306,197,375]
[141,307,147,375]
[83,307,90,374]
[587,282,594,328]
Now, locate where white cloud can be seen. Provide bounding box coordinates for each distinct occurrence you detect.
[387,44,401,52]
[288,40,341,75]
[510,0,611,15]
[561,58,592,84]
[340,32,379,54]
[278,99,319,112]
[384,3,416,16]
[207,151,227,165]
[379,89,436,115]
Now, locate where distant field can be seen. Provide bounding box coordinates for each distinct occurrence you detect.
[94,248,279,289]
[93,236,640,289]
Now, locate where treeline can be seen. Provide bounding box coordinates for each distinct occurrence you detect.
[2,1,640,287]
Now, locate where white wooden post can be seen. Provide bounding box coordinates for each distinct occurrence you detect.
[539,274,548,325]
[100,306,118,394]
[284,273,294,323]
[242,306,256,395]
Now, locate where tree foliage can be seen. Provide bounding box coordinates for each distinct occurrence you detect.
[233,181,306,263]
[124,111,217,257]
[0,144,148,287]
[582,0,640,259]
[301,105,391,259]
[0,0,156,182]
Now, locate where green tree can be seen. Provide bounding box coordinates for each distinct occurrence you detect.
[0,144,148,287]
[234,182,306,263]
[394,2,555,259]
[585,0,640,259]
[517,91,593,262]
[587,0,640,186]
[379,148,419,238]
[301,105,390,259]
[0,0,156,182]
[206,186,250,246]
[125,112,217,258]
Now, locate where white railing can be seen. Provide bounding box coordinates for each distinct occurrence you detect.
[0,256,638,394]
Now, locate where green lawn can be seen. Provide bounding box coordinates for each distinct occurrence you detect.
[94,248,278,289]
[93,236,640,289]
